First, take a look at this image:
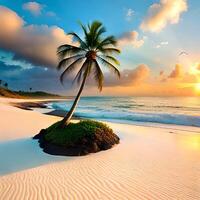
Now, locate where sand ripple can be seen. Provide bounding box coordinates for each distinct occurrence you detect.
[1,123,200,199]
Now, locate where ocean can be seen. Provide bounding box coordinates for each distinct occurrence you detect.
[48,96,200,127]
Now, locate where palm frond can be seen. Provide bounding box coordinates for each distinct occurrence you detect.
[57,44,84,59]
[78,22,88,35]
[97,56,120,78]
[78,22,90,48]
[68,32,88,49]
[91,22,106,48]
[90,21,102,36]
[57,54,85,70]
[95,26,106,39]
[89,22,102,48]
[92,60,104,91]
[98,47,121,55]
[100,55,120,66]
[72,59,89,84]
[96,36,117,49]
[60,57,85,84]
[57,44,83,53]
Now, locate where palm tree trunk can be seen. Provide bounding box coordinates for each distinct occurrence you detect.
[60,74,87,127]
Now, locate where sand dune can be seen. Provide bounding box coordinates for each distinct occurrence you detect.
[0,98,200,199]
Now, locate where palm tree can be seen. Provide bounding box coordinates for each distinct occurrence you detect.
[57,21,120,127]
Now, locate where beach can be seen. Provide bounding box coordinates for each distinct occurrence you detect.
[0,97,200,200]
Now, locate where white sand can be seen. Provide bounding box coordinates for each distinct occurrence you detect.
[0,98,61,141]
[0,97,200,199]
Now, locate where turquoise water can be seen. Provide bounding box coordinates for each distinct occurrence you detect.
[48,96,200,127]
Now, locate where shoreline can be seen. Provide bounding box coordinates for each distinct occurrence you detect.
[10,99,82,120]
[9,98,68,111]
[2,97,200,138]
[9,97,200,133]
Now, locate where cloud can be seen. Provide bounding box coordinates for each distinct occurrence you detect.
[104,64,150,86]
[46,11,56,17]
[168,64,183,78]
[155,41,169,48]
[22,1,43,16]
[0,51,33,70]
[160,41,168,45]
[22,2,57,18]
[140,0,188,32]
[160,70,164,76]
[156,45,161,49]
[125,8,134,21]
[159,63,199,85]
[0,61,23,78]
[0,6,73,68]
[0,6,24,33]
[118,31,144,48]
[0,60,65,92]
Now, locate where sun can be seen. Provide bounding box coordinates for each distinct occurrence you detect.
[195,83,200,93]
[190,62,200,75]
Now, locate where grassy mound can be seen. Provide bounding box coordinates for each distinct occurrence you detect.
[33,120,120,156]
[0,87,22,98]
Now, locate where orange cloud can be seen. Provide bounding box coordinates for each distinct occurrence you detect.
[127,64,150,84]
[99,62,200,96]
[160,70,164,75]
[99,79,197,97]
[22,1,43,16]
[168,64,183,78]
[104,64,150,86]
[140,0,187,32]
[0,6,24,35]
[0,6,73,68]
[158,64,198,84]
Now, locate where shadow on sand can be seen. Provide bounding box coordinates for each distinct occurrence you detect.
[0,138,73,176]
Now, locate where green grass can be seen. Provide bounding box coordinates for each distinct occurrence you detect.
[16,91,61,97]
[0,87,22,98]
[0,86,62,98]
[44,120,112,146]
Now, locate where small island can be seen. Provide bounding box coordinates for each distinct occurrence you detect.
[33,21,121,156]
[33,120,120,156]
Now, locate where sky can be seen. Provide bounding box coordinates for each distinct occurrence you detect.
[0,0,200,96]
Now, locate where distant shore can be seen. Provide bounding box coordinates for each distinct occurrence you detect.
[10,99,82,119]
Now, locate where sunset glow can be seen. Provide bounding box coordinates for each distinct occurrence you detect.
[0,0,200,97]
[179,135,200,151]
[195,83,200,93]
[190,63,200,76]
